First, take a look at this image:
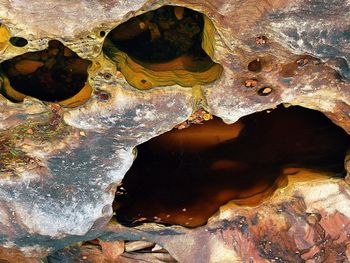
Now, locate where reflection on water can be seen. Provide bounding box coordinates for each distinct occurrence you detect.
[114,106,350,227]
[106,5,210,66]
[1,40,91,102]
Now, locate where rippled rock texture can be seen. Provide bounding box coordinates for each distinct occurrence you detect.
[0,0,349,262]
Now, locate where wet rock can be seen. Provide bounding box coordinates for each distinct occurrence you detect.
[0,0,349,262]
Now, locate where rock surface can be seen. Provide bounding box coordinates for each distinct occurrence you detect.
[0,0,349,262]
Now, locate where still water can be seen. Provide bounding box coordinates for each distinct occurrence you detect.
[114,106,350,227]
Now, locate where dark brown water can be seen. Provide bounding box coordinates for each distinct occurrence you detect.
[114,106,350,228]
[104,5,214,70]
[1,40,91,102]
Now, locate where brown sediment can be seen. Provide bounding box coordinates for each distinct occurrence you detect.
[114,106,350,228]
[0,40,92,107]
[103,5,222,90]
[248,59,262,72]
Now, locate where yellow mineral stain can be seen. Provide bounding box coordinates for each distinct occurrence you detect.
[59,82,92,108]
[201,16,216,58]
[103,7,222,90]
[0,77,26,102]
[0,24,10,51]
[109,47,222,90]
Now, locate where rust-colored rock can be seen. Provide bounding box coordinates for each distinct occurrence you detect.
[0,0,349,262]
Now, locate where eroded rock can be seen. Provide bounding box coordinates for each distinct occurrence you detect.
[0,0,349,262]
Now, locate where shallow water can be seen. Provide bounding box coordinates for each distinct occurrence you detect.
[114,106,350,227]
